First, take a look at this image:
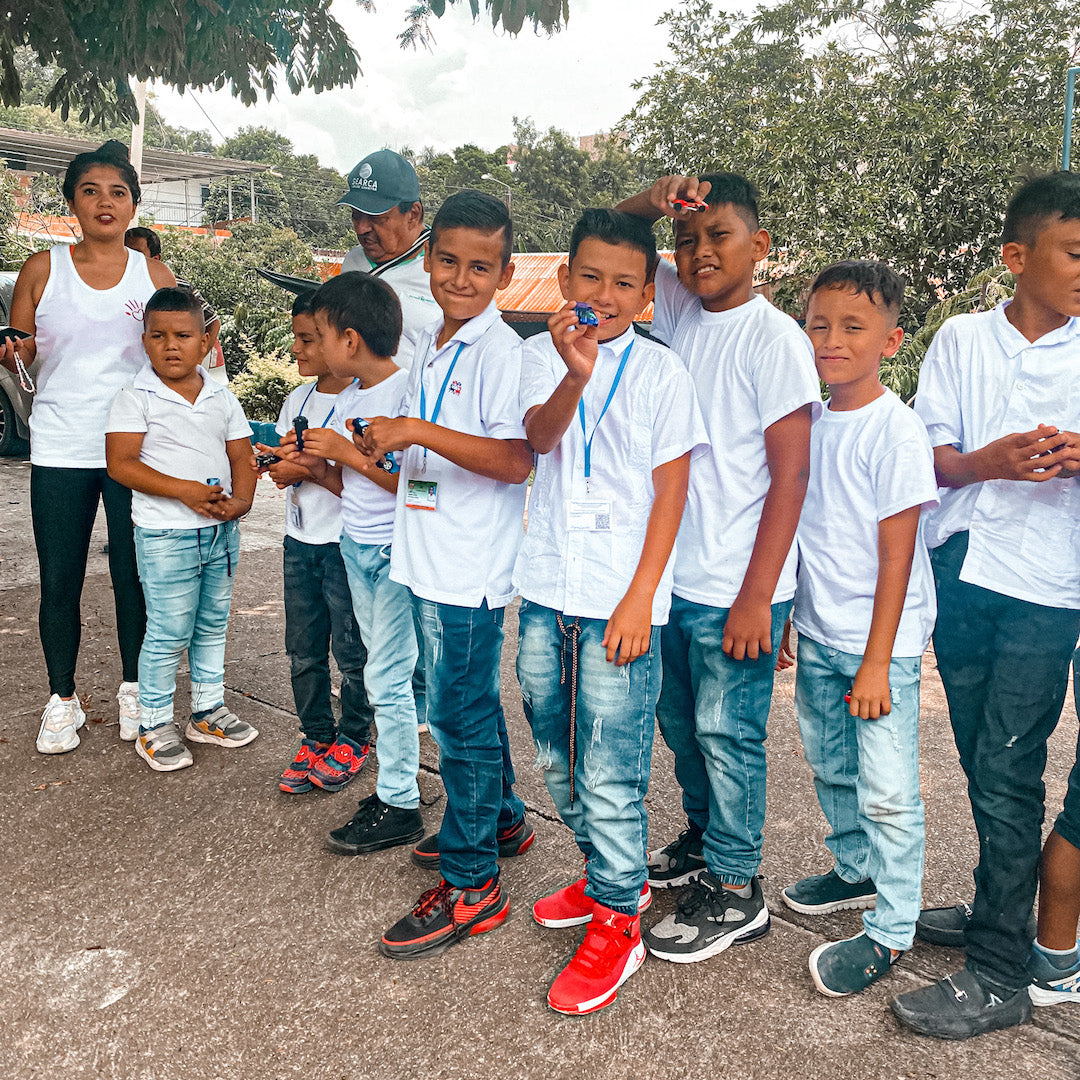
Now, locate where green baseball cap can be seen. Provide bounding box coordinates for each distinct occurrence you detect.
[338,149,421,215]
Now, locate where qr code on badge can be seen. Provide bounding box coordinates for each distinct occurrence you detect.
[595,512,610,531]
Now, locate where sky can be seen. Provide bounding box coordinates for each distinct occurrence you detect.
[148,0,703,171]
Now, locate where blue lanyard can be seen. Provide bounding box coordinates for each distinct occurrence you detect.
[298,383,336,427]
[418,342,465,470]
[577,340,633,492]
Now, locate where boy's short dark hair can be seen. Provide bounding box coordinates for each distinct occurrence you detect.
[568,208,658,277]
[291,289,317,317]
[125,225,161,258]
[810,260,905,322]
[144,286,205,329]
[699,172,760,231]
[1002,171,1080,246]
[430,190,513,267]
[312,272,402,359]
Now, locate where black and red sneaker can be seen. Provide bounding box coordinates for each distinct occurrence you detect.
[411,816,535,870]
[308,735,370,792]
[380,876,510,960]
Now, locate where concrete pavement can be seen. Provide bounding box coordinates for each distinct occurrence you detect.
[1,454,1078,1080]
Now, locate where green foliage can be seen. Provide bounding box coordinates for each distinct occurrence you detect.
[0,166,23,268]
[400,0,569,47]
[624,0,1080,321]
[229,340,307,422]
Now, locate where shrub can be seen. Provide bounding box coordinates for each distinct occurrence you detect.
[228,334,307,421]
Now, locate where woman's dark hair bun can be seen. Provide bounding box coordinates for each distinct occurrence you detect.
[96,140,132,163]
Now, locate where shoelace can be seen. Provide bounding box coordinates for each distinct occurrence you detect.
[555,612,582,803]
[413,880,455,920]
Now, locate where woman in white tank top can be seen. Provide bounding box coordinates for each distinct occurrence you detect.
[0,141,175,756]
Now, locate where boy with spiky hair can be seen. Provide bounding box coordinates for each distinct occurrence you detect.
[892,171,1080,1039]
[780,260,937,998]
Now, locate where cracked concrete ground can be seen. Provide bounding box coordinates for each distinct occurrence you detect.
[1,454,1078,1080]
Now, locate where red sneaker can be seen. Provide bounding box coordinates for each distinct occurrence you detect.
[533,877,652,928]
[547,906,646,1014]
[308,735,370,792]
[279,739,328,794]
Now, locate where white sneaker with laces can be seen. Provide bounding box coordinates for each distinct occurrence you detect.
[116,682,140,741]
[36,693,86,754]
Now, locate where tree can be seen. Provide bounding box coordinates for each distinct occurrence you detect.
[623,0,1080,321]
[1,1,569,127]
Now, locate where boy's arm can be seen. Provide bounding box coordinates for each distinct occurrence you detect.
[603,452,692,666]
[362,416,533,484]
[616,176,714,223]
[848,505,921,720]
[283,425,397,495]
[724,404,812,660]
[106,431,223,517]
[206,437,257,521]
[932,425,1073,487]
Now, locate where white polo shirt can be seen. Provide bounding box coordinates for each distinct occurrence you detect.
[276,382,346,546]
[652,260,822,608]
[333,369,410,547]
[915,303,1080,609]
[341,246,437,370]
[106,363,251,530]
[514,327,707,624]
[389,302,528,608]
[794,390,939,657]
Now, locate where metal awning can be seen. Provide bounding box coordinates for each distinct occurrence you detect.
[0,127,269,184]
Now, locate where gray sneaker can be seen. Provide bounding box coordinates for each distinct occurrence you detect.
[646,827,706,889]
[782,869,877,914]
[643,871,770,963]
[136,723,194,772]
[185,705,259,748]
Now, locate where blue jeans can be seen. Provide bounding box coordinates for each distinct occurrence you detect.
[517,601,660,915]
[339,535,420,809]
[283,536,372,745]
[411,594,525,888]
[932,531,1080,993]
[656,594,792,886]
[794,634,925,951]
[1057,647,1080,850]
[135,522,239,729]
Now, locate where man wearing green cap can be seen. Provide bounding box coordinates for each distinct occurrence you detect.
[339,149,438,367]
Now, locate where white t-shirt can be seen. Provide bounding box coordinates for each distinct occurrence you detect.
[652,260,822,607]
[106,363,251,529]
[915,303,1080,609]
[341,246,437,370]
[275,383,345,546]
[333,369,410,546]
[31,245,157,468]
[514,327,707,624]
[389,302,528,608]
[793,390,938,657]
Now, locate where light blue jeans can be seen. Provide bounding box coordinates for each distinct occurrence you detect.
[339,535,420,809]
[412,594,525,889]
[135,521,239,730]
[656,595,792,886]
[517,601,660,916]
[794,634,925,952]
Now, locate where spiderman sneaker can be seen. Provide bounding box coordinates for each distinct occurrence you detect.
[279,739,328,794]
[308,735,370,792]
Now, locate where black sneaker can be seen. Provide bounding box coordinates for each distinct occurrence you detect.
[646,827,706,888]
[380,876,510,960]
[782,869,877,915]
[326,794,424,856]
[809,932,899,997]
[915,903,972,947]
[642,871,770,963]
[890,967,1032,1040]
[411,816,535,870]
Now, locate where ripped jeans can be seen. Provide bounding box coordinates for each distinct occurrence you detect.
[794,634,924,951]
[516,600,661,916]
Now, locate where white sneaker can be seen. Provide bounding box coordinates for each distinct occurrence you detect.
[116,682,140,741]
[36,693,86,754]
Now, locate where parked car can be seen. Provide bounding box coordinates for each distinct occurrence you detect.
[0,269,34,455]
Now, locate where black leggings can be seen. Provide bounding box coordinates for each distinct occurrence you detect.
[30,466,145,696]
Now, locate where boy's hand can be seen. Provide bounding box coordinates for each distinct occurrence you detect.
[548,302,599,383]
[206,494,251,521]
[647,175,713,220]
[723,596,773,661]
[849,661,892,720]
[775,617,795,672]
[603,587,653,666]
[974,426,1072,482]
[362,416,417,456]
[296,426,353,462]
[278,428,328,480]
[179,480,225,517]
[1040,424,1080,478]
